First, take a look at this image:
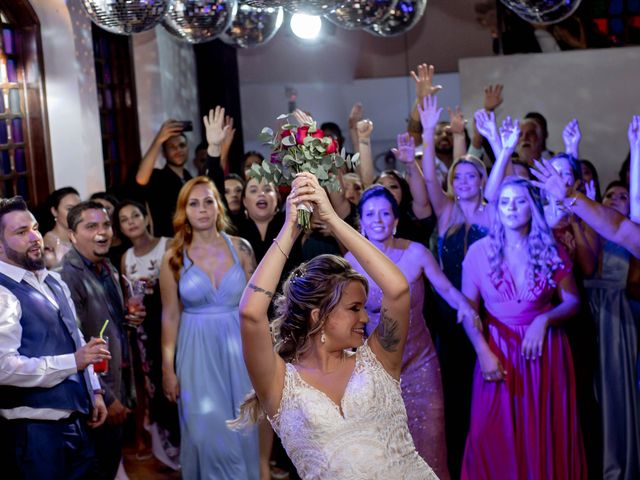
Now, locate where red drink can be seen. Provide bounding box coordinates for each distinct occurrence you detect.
[94,336,109,375]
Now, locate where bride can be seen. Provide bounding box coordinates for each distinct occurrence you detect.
[231,172,449,479]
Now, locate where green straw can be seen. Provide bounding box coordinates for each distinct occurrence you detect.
[99,319,109,339]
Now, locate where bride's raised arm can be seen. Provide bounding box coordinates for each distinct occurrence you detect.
[292,172,410,378]
[238,189,301,416]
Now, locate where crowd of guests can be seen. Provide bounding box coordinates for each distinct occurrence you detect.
[0,61,639,480]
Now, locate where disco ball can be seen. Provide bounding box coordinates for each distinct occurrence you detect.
[325,0,398,30]
[163,0,238,44]
[81,0,168,35]
[243,1,340,16]
[365,0,427,37]
[220,3,284,48]
[502,0,582,25]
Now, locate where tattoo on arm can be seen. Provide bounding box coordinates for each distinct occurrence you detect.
[376,308,400,352]
[248,283,274,298]
[237,239,253,257]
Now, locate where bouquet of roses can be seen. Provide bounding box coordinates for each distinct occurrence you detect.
[248,111,360,230]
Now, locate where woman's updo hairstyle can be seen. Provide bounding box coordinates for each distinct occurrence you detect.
[272,254,368,363]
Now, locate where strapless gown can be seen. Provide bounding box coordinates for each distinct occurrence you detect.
[176,232,258,479]
[268,342,438,480]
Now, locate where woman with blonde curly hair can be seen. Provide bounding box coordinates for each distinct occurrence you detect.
[232,172,446,479]
[159,176,259,479]
[459,176,586,479]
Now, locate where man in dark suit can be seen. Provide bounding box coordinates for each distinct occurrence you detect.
[61,200,144,479]
[0,196,109,479]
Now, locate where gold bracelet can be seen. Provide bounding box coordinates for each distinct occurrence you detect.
[273,239,289,260]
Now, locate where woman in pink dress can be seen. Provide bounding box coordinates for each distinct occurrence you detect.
[460,176,587,480]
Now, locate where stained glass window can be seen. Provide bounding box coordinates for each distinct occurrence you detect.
[0,3,50,205]
[0,10,28,199]
[92,24,141,190]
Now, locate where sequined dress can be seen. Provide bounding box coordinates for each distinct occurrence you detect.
[268,342,438,480]
[364,274,448,479]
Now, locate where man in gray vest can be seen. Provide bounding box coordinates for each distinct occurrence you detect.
[0,196,109,479]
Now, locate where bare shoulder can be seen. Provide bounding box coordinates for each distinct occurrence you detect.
[229,235,254,258]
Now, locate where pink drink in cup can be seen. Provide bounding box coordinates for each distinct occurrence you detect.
[126,280,146,315]
[93,335,109,375]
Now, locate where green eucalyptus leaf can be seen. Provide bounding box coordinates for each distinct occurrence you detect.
[262,160,271,174]
[282,135,296,147]
[276,113,289,120]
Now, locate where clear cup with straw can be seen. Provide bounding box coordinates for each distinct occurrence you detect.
[93,319,110,375]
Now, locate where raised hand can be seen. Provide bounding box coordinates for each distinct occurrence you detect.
[447,106,466,135]
[392,133,416,165]
[410,63,443,100]
[531,158,572,201]
[155,120,184,144]
[290,172,337,222]
[628,115,640,152]
[474,109,500,143]
[499,116,520,153]
[562,118,581,156]
[292,108,314,126]
[585,180,597,201]
[417,95,443,132]
[203,106,231,148]
[356,119,374,140]
[348,103,364,130]
[221,115,236,154]
[483,84,504,112]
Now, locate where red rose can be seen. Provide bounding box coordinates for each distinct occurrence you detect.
[311,129,324,139]
[326,139,338,154]
[295,126,310,144]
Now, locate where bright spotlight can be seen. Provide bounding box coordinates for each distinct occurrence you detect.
[290,13,322,40]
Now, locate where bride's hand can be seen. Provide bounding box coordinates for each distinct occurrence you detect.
[290,173,338,223]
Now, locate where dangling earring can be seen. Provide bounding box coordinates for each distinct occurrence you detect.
[320,329,326,344]
[393,226,397,236]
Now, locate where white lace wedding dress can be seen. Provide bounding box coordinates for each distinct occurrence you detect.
[268,341,439,480]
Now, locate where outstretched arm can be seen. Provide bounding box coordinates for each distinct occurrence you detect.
[239,193,300,415]
[293,173,410,378]
[393,133,432,219]
[355,119,375,187]
[449,106,468,161]
[408,63,442,131]
[563,118,581,159]
[485,116,520,202]
[136,120,184,185]
[474,108,503,160]
[532,158,640,258]
[419,95,453,219]
[348,103,363,153]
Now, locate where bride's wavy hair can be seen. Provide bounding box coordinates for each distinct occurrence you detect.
[229,254,368,429]
[487,176,564,289]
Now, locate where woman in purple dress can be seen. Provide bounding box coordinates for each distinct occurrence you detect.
[346,185,477,480]
[460,176,587,480]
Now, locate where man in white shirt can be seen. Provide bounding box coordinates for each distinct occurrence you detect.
[0,196,109,479]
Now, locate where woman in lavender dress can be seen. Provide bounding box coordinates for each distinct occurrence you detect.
[346,185,477,480]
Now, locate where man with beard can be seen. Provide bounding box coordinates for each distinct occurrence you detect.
[516,117,546,166]
[60,201,144,479]
[136,107,227,237]
[0,196,109,479]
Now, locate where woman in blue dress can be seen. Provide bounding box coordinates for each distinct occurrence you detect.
[160,176,259,479]
[585,181,640,480]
